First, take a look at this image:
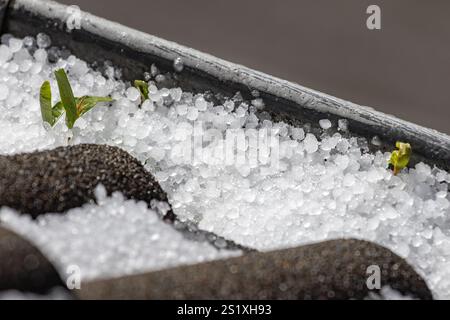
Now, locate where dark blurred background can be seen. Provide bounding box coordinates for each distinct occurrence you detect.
[58,0,450,134]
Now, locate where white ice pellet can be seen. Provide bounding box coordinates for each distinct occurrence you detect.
[290,127,305,141]
[36,33,51,49]
[343,173,356,186]
[176,104,188,116]
[224,100,234,112]
[23,36,35,49]
[19,59,33,72]
[70,60,89,77]
[7,62,19,74]
[436,170,448,183]
[303,133,319,153]
[8,38,23,53]
[83,73,94,88]
[141,99,155,112]
[125,87,140,101]
[319,119,332,130]
[320,136,338,151]
[334,154,349,169]
[186,106,199,120]
[30,63,42,75]
[170,88,182,102]
[251,98,265,110]
[150,63,159,77]
[149,147,166,161]
[173,57,184,72]
[0,45,12,63]
[0,83,9,100]
[338,119,349,131]
[371,135,382,146]
[74,117,87,130]
[195,96,207,111]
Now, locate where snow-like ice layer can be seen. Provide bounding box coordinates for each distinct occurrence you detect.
[0,34,449,298]
[0,186,239,281]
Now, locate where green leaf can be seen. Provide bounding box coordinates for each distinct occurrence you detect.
[389,141,411,175]
[39,81,55,126]
[134,80,149,101]
[54,69,77,129]
[76,96,114,117]
[41,69,114,130]
[52,101,65,123]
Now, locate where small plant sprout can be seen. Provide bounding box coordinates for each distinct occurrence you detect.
[134,80,149,101]
[389,141,412,175]
[39,69,113,129]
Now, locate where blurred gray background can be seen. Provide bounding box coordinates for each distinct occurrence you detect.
[58,0,450,134]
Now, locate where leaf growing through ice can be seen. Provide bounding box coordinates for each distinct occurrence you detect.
[39,81,55,126]
[54,68,78,129]
[39,68,114,130]
[76,96,114,117]
[39,82,65,128]
[134,80,149,101]
[389,141,411,175]
[52,101,65,122]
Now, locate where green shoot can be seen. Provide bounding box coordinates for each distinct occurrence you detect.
[389,141,411,175]
[52,102,65,122]
[134,80,149,101]
[39,81,56,126]
[39,69,113,129]
[54,69,78,128]
[39,82,65,127]
[76,96,114,117]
